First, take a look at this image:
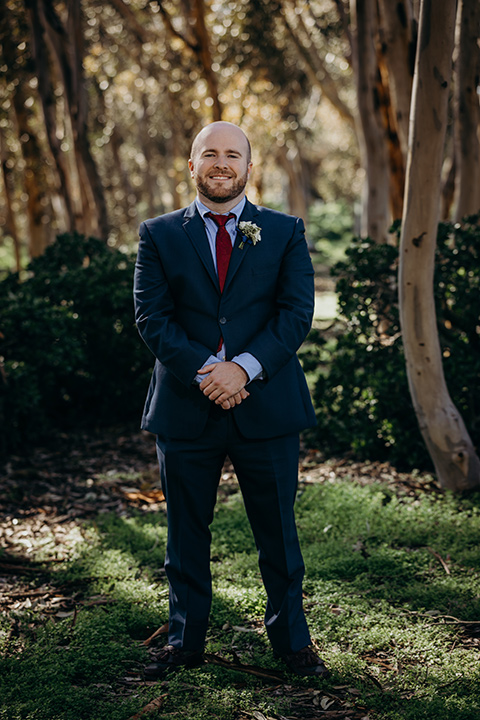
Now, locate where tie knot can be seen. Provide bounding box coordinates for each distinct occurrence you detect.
[206,212,235,228]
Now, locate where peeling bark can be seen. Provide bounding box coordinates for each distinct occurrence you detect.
[377,0,415,160]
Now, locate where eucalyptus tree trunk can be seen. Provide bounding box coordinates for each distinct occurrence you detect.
[39,0,109,239]
[192,0,222,121]
[399,0,480,491]
[25,0,76,233]
[0,1,53,258]
[377,0,415,161]
[282,0,355,130]
[67,0,109,239]
[159,0,222,122]
[0,132,21,272]
[277,142,311,228]
[376,0,416,222]
[453,0,480,221]
[350,0,390,242]
[375,56,405,224]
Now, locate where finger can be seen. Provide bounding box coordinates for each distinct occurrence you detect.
[205,386,223,401]
[197,364,218,375]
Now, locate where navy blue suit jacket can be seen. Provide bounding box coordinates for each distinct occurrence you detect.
[134,198,316,440]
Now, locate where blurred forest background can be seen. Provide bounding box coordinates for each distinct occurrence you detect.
[0,0,479,489]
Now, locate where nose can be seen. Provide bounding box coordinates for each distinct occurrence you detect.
[213,155,229,168]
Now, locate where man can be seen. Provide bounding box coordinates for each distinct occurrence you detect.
[134,121,329,678]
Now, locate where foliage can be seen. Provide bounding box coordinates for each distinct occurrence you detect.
[307,200,354,261]
[307,216,480,470]
[0,0,357,266]
[0,233,152,455]
[1,465,480,720]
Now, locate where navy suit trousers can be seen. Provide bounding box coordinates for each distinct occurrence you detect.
[156,405,311,654]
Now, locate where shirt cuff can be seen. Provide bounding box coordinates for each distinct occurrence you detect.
[232,353,264,383]
[194,355,220,385]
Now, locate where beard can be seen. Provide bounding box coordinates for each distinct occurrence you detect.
[194,171,249,204]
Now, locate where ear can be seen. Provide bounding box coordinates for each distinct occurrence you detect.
[188,158,194,177]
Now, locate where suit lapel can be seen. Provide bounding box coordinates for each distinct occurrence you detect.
[182,201,219,292]
[181,198,261,295]
[223,199,260,294]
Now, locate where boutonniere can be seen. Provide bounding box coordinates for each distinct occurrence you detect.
[238,221,261,249]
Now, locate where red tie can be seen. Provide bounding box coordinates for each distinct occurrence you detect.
[206,212,235,292]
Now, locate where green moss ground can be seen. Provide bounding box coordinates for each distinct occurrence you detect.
[1,454,479,720]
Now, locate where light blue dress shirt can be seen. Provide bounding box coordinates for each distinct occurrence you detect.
[195,197,264,384]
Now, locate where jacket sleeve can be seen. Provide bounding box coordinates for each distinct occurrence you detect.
[243,217,315,381]
[134,220,212,387]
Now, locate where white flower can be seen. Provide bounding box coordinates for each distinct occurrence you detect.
[238,221,261,249]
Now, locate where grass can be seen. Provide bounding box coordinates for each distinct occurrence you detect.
[1,467,480,720]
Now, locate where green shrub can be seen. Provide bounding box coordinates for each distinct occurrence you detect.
[0,233,153,455]
[308,215,480,470]
[307,200,354,261]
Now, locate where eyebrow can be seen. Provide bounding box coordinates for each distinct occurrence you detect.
[201,148,243,156]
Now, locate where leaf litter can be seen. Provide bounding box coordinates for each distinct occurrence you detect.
[0,429,473,719]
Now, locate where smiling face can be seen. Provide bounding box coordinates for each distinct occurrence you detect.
[188,122,253,211]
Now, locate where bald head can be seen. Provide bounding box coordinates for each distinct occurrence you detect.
[188,121,253,211]
[190,122,252,165]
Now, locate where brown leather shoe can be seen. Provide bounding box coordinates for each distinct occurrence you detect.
[144,645,204,678]
[276,646,330,678]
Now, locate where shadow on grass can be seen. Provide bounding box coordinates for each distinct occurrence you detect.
[1,477,480,720]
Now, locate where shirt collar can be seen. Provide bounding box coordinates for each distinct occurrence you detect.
[196,196,246,222]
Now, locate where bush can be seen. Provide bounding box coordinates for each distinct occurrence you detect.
[307,216,480,471]
[0,233,153,456]
[307,201,354,261]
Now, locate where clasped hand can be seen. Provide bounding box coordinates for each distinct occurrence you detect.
[198,362,249,410]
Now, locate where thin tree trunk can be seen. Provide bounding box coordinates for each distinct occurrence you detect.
[350,0,390,242]
[377,0,415,160]
[39,0,109,239]
[282,1,356,129]
[0,2,53,258]
[440,147,456,220]
[277,142,310,226]
[25,0,76,233]
[67,0,109,239]
[399,0,480,491]
[192,0,222,121]
[159,0,222,122]
[453,0,480,221]
[0,132,21,272]
[376,51,405,223]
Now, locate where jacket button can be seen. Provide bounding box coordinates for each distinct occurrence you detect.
[219,317,227,325]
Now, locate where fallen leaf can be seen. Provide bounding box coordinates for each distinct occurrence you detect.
[320,696,336,709]
[127,694,167,719]
[143,622,169,646]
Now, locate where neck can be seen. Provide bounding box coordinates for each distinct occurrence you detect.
[197,192,245,214]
